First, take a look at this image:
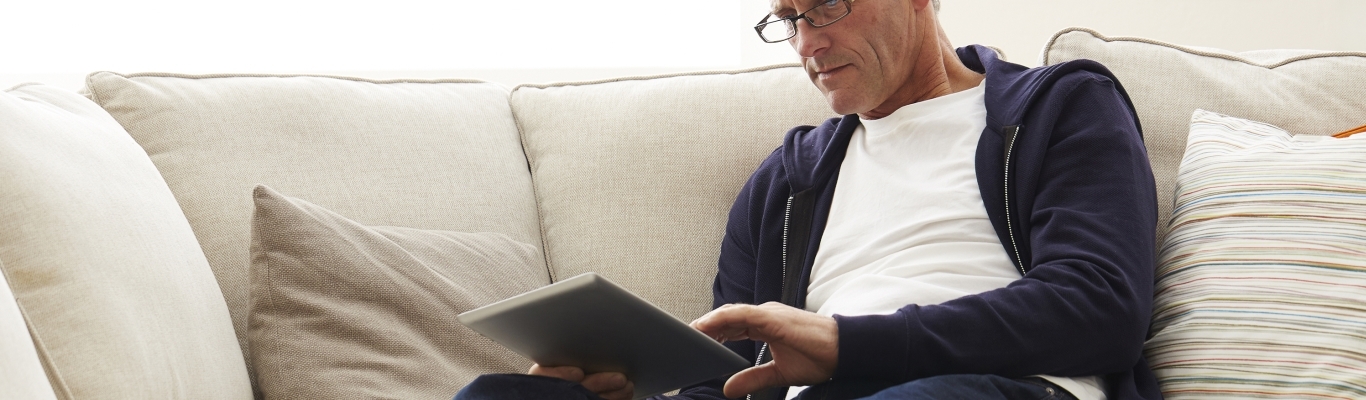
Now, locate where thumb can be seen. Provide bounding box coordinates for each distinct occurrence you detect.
[723,361,784,399]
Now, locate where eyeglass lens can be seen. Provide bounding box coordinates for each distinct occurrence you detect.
[758,0,850,42]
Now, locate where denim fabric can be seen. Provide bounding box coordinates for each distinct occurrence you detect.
[453,374,601,400]
[453,373,1077,400]
[795,374,1078,400]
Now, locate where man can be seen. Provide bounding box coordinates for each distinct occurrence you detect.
[458,0,1160,399]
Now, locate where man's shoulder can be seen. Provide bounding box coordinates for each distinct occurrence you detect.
[780,116,849,152]
[979,53,1134,128]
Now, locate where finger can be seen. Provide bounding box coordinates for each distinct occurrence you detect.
[580,372,628,394]
[528,364,585,382]
[591,376,635,400]
[723,361,785,399]
[691,305,764,341]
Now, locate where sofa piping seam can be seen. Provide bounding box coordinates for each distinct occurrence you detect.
[506,90,557,284]
[511,63,803,91]
[110,72,489,85]
[1042,27,1366,68]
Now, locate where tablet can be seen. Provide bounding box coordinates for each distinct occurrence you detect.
[457,272,749,399]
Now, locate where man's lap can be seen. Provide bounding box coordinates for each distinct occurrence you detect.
[796,374,1077,400]
[453,373,1078,400]
[453,374,603,400]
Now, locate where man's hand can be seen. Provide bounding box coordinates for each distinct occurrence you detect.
[528,364,634,400]
[690,302,838,399]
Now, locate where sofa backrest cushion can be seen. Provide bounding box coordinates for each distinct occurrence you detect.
[1042,27,1366,245]
[83,73,544,390]
[512,65,835,321]
[0,84,250,399]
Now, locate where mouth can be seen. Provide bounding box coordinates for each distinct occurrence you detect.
[813,64,851,81]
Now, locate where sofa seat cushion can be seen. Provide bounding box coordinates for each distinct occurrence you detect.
[0,83,250,399]
[1042,27,1366,244]
[248,185,545,399]
[83,73,545,386]
[1148,110,1366,399]
[511,65,835,321]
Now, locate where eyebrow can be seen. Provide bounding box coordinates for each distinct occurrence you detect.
[769,0,792,15]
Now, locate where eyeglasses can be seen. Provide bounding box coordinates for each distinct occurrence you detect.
[754,0,855,43]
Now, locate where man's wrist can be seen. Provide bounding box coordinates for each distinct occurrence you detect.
[832,312,911,381]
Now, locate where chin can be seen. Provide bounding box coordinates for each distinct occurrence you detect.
[822,93,866,116]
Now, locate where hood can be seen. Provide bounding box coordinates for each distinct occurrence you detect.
[779,45,1142,193]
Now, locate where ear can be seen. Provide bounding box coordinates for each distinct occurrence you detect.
[911,0,932,11]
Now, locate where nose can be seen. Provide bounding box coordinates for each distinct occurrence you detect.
[789,19,829,58]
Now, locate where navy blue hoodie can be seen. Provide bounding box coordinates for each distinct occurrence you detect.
[676,46,1162,400]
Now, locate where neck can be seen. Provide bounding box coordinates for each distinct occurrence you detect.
[859,20,984,120]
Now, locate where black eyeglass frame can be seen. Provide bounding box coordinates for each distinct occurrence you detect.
[753,0,856,43]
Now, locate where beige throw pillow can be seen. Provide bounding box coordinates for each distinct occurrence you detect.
[248,185,547,399]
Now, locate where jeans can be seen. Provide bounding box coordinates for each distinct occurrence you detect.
[454,373,1079,400]
[453,374,602,400]
[795,375,1078,400]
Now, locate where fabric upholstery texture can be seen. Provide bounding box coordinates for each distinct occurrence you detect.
[0,83,250,399]
[248,185,546,399]
[1148,110,1366,399]
[1041,27,1366,245]
[83,72,544,387]
[512,65,836,321]
[0,260,57,400]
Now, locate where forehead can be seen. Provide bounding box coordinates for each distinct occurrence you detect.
[769,0,808,13]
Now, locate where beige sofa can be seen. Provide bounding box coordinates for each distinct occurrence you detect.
[3,28,1365,400]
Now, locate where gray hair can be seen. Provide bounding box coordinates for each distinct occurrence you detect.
[933,0,940,12]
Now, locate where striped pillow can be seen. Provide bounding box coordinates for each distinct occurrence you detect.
[1147,109,1366,399]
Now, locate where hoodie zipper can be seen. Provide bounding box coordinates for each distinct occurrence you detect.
[748,195,795,400]
[1002,125,1027,275]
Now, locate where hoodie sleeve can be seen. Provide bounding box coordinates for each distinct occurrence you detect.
[833,74,1157,382]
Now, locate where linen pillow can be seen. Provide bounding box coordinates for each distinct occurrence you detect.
[1147,110,1366,399]
[248,185,547,399]
[0,83,250,399]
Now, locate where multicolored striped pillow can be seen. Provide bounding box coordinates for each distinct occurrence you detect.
[1147,109,1366,399]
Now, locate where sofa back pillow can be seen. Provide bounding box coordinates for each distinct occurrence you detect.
[512,65,834,321]
[83,73,544,390]
[1041,27,1366,245]
[0,83,250,399]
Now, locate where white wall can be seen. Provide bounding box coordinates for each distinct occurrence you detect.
[937,0,1366,65]
[4,0,1365,92]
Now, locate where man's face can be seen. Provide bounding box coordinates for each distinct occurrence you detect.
[772,0,923,116]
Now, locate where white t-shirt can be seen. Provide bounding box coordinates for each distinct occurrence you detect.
[791,83,1105,400]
